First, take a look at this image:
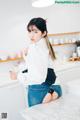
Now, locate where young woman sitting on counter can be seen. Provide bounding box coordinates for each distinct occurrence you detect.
[10,17,62,107]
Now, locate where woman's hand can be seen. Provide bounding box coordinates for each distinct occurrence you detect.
[9,71,17,80]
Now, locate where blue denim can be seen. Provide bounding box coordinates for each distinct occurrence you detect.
[27,68,62,107]
[28,84,62,107]
[50,85,62,97]
[28,84,50,107]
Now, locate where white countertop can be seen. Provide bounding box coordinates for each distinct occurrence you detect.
[0,61,80,87]
[53,61,80,72]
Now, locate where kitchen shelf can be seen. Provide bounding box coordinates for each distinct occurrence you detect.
[0,31,79,63]
[0,57,23,63]
[68,57,80,62]
[48,31,80,36]
[0,43,76,63]
[52,42,75,46]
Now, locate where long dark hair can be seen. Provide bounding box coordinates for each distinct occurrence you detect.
[27,17,56,60]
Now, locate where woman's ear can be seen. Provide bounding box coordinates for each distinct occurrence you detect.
[42,31,47,37]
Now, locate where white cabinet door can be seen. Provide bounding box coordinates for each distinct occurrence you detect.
[56,66,80,83]
[0,82,26,120]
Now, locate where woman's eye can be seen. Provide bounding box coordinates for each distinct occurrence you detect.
[35,31,38,33]
[28,31,31,33]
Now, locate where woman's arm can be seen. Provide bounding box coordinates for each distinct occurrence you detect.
[9,48,28,80]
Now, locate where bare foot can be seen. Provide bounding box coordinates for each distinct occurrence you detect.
[52,91,58,100]
[42,93,52,104]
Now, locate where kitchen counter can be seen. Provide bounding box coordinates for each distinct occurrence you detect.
[0,61,80,120]
[53,61,80,72]
[0,61,80,87]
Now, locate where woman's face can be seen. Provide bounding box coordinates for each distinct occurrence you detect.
[28,25,46,43]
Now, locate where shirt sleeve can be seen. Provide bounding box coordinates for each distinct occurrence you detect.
[24,43,49,84]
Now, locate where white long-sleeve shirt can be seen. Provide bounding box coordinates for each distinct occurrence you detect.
[18,38,54,85]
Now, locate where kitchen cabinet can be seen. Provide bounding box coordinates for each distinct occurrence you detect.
[54,61,80,83]
[0,81,26,120]
[0,61,80,120]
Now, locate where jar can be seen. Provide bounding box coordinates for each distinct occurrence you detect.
[77,47,80,57]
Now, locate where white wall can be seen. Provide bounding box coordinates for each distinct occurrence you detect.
[0,0,80,57]
[31,4,80,33]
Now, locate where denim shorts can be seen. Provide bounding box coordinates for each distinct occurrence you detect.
[27,84,62,107]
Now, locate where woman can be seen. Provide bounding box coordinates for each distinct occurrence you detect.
[10,17,62,107]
